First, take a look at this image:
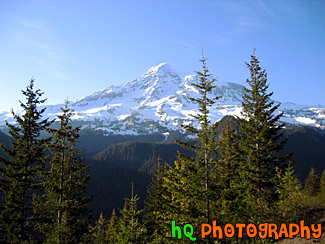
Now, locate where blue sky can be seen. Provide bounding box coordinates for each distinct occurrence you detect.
[0,0,324,112]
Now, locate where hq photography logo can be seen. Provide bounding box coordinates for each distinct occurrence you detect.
[171,220,322,241]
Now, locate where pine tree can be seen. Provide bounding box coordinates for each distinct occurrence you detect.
[162,155,202,238]
[34,102,92,244]
[216,119,244,225]
[144,157,171,244]
[106,209,119,244]
[304,167,321,197]
[0,79,52,243]
[320,170,325,201]
[92,212,108,244]
[161,56,221,243]
[117,183,147,244]
[275,164,304,223]
[237,50,291,224]
[177,56,221,224]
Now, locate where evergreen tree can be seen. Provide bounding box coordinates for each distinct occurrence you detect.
[0,79,52,243]
[117,183,147,244]
[162,155,202,243]
[320,170,325,201]
[106,209,119,244]
[237,50,291,225]
[275,164,304,223]
[177,57,221,223]
[216,119,244,225]
[92,212,108,244]
[34,102,92,244]
[161,56,221,243]
[304,167,321,196]
[144,157,170,244]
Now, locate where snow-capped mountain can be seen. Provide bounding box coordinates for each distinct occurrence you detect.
[1,63,324,134]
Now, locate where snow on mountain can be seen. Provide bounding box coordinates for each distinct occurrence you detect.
[1,63,324,134]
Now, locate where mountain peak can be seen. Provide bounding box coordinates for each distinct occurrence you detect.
[1,63,324,133]
[144,63,177,77]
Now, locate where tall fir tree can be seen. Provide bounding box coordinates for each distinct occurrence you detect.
[162,56,221,243]
[216,119,244,225]
[237,50,291,225]
[144,157,170,244]
[304,167,321,197]
[116,183,147,244]
[162,155,202,243]
[106,209,119,244]
[91,212,108,244]
[34,102,92,244]
[0,79,52,243]
[275,164,304,223]
[320,170,325,201]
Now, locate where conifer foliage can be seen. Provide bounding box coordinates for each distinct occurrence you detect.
[0,53,319,244]
[275,165,304,223]
[34,102,92,244]
[304,167,321,197]
[105,209,119,243]
[91,212,108,244]
[320,170,325,199]
[0,79,52,243]
[216,118,242,224]
[159,56,221,243]
[143,157,170,244]
[237,51,292,224]
[116,183,147,244]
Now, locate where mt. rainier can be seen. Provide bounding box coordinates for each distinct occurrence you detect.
[1,63,324,134]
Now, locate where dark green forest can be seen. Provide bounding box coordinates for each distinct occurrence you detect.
[1,53,325,243]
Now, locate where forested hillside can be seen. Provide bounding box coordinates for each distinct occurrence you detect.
[0,131,11,159]
[2,116,324,221]
[90,116,325,180]
[85,116,325,219]
[1,53,325,243]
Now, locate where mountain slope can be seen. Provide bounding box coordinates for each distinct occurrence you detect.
[92,116,325,181]
[0,130,11,160]
[1,63,324,134]
[88,116,325,218]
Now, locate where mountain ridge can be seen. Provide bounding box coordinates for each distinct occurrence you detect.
[1,63,324,134]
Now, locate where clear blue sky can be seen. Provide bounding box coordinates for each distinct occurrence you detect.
[0,0,324,112]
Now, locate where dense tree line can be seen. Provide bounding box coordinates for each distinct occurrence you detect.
[87,115,325,220]
[0,81,92,243]
[90,52,325,243]
[1,52,325,243]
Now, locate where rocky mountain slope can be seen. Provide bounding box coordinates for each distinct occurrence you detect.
[1,63,324,134]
